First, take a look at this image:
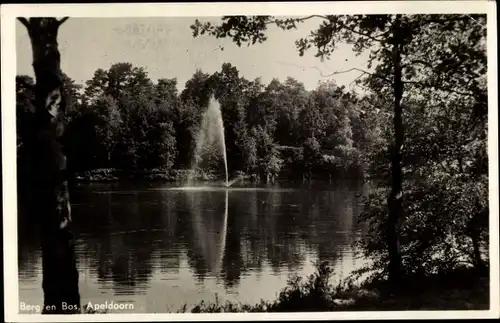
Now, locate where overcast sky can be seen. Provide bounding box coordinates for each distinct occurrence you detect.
[16,17,370,92]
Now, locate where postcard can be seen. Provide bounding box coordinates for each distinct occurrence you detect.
[1,1,498,321]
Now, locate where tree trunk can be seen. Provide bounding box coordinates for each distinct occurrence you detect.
[471,234,484,269]
[387,15,404,285]
[18,17,80,314]
[467,207,487,271]
[458,156,464,173]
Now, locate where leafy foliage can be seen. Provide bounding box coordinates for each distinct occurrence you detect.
[181,260,488,312]
[190,14,489,282]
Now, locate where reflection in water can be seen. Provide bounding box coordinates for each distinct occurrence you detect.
[18,181,369,313]
[185,189,228,279]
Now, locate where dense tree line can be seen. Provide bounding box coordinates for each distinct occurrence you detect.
[17,62,380,183]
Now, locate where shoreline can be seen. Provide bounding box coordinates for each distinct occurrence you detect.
[71,167,367,184]
[80,264,490,314]
[178,264,490,313]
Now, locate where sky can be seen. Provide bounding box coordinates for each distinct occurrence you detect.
[16,17,371,93]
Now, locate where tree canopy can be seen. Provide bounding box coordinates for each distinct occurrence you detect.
[190,13,488,281]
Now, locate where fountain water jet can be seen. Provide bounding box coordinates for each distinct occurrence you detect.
[188,96,229,187]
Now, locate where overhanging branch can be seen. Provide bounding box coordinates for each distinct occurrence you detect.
[402,60,434,69]
[349,72,367,89]
[339,68,392,84]
[275,61,390,84]
[58,17,70,26]
[268,15,386,45]
[264,14,329,26]
[18,17,30,29]
[403,80,476,97]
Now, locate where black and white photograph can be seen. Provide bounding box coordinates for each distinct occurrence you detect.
[2,1,499,321]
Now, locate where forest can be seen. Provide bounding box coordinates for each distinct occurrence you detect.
[15,13,490,312]
[17,63,378,183]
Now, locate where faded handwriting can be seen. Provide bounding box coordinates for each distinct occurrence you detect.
[113,23,172,37]
[125,37,171,51]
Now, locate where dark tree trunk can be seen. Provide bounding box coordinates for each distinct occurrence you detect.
[387,15,404,285]
[458,156,464,173]
[471,234,484,269]
[18,17,80,314]
[467,207,487,271]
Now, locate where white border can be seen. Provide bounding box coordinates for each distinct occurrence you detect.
[1,1,498,322]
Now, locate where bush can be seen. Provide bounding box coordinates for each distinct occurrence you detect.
[358,147,488,280]
[177,261,489,313]
[182,261,357,313]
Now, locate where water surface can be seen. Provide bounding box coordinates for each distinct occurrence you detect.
[18,180,369,313]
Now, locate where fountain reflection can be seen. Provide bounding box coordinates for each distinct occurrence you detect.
[184,189,228,278]
[18,180,368,312]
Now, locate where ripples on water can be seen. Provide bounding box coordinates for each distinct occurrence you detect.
[18,180,369,313]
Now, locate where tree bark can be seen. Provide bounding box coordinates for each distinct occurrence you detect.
[467,207,487,271]
[471,234,484,269]
[387,15,404,285]
[18,17,80,314]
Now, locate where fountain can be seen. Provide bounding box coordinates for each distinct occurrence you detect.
[187,96,229,187]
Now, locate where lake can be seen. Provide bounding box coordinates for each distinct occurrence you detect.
[18,180,369,313]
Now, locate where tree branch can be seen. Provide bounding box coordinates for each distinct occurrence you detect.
[300,14,330,21]
[403,48,460,70]
[349,72,367,89]
[402,59,434,69]
[18,17,30,29]
[337,21,386,44]
[321,67,390,84]
[58,17,69,27]
[348,68,392,84]
[267,14,330,25]
[269,15,386,45]
[403,80,476,97]
[423,16,476,25]
[275,61,390,84]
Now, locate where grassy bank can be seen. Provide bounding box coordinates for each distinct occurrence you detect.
[176,262,489,313]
